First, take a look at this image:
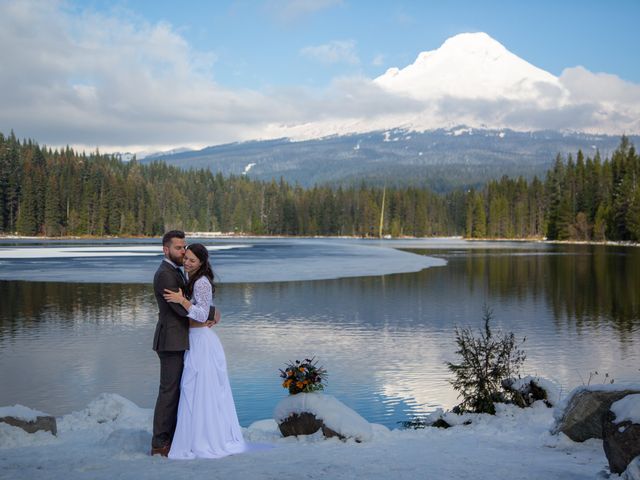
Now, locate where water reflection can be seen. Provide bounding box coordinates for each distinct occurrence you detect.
[430,244,640,335]
[0,243,639,428]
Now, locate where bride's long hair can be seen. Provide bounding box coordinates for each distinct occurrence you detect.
[184,243,215,299]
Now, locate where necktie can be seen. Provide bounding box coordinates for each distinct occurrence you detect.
[175,267,187,286]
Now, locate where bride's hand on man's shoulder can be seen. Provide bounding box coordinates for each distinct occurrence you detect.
[163,288,184,303]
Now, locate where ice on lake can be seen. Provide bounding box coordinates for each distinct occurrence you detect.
[0,239,446,283]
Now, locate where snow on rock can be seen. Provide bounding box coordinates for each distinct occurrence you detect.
[612,394,640,425]
[553,384,640,424]
[0,404,57,436]
[274,393,376,442]
[0,405,49,422]
[552,384,640,442]
[509,375,563,406]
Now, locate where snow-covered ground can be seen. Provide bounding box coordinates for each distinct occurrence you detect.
[0,393,612,480]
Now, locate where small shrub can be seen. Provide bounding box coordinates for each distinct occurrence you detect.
[583,370,615,386]
[446,306,526,414]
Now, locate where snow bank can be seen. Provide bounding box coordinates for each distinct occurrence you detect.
[0,393,610,480]
[611,394,640,425]
[60,393,151,430]
[274,393,376,442]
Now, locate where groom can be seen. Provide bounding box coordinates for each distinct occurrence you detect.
[150,230,218,456]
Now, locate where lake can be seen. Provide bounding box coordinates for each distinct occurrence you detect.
[0,237,638,429]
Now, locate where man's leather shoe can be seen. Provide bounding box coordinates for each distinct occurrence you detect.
[150,444,170,457]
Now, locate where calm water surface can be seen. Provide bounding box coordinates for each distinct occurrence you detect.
[0,238,638,428]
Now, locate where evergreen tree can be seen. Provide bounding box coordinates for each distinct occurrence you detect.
[44,175,63,236]
[16,173,37,235]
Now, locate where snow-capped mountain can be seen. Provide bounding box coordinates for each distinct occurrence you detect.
[375,32,566,104]
[141,33,640,189]
[268,32,638,140]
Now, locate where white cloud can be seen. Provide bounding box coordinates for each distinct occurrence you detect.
[560,66,640,104]
[0,0,291,150]
[0,2,638,153]
[300,40,359,65]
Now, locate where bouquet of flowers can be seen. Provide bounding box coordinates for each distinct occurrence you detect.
[279,357,327,395]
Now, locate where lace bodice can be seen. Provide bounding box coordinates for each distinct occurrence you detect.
[187,276,214,323]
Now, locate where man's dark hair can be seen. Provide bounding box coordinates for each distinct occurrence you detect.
[162,230,185,246]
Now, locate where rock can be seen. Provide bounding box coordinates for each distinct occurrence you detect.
[503,377,552,407]
[431,418,452,429]
[553,388,640,442]
[278,412,344,440]
[0,415,57,435]
[274,393,373,442]
[622,456,640,480]
[603,405,640,474]
[278,412,322,437]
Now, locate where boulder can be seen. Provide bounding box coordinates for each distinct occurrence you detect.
[278,412,344,440]
[552,388,640,442]
[603,394,640,475]
[0,415,57,435]
[274,393,373,442]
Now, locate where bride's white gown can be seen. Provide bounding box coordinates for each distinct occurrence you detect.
[168,276,247,459]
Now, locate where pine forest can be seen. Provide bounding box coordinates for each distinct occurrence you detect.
[0,131,638,242]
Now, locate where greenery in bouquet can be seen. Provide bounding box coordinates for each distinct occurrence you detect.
[280,357,327,395]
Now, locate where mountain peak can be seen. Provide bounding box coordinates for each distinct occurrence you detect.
[438,32,507,56]
[375,32,564,102]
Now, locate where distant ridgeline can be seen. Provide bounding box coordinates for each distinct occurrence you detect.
[0,131,638,242]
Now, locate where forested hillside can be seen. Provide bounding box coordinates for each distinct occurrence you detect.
[1,131,638,241]
[464,137,640,242]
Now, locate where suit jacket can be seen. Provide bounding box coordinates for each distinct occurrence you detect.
[152,260,190,352]
[152,260,218,352]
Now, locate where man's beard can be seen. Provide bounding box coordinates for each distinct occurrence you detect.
[168,251,184,266]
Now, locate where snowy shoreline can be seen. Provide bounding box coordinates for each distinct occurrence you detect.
[1,233,638,248]
[0,393,613,480]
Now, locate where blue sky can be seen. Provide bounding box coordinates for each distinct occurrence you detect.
[1,0,639,152]
[74,0,640,88]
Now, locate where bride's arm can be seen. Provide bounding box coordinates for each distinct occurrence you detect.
[185,278,212,323]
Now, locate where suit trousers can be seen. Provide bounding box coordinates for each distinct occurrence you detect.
[152,350,185,448]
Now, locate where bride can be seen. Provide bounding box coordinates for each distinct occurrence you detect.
[162,243,247,459]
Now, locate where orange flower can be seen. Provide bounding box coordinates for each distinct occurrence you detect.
[283,379,292,388]
[299,367,305,372]
[303,380,309,384]
[287,370,294,377]
[296,381,304,389]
